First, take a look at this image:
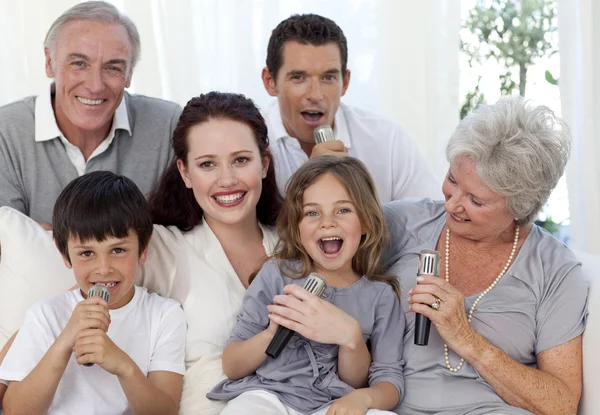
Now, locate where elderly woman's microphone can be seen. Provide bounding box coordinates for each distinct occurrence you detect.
[415,250,441,346]
[83,284,111,367]
[265,273,328,359]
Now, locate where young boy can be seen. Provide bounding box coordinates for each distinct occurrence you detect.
[0,171,186,415]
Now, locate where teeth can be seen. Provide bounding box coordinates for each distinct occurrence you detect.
[95,282,117,287]
[77,97,104,105]
[321,237,342,241]
[214,193,244,203]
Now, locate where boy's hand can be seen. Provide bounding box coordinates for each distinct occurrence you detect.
[57,297,111,351]
[73,329,133,376]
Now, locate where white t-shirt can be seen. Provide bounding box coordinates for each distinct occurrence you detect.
[264,101,443,202]
[0,285,186,415]
[137,221,279,415]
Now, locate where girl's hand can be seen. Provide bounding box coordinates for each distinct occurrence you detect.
[408,275,477,352]
[325,390,369,415]
[267,284,363,349]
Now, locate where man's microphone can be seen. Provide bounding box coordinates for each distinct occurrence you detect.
[83,284,110,367]
[414,250,441,346]
[265,273,328,359]
[313,125,335,144]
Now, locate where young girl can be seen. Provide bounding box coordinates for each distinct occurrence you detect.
[208,156,405,414]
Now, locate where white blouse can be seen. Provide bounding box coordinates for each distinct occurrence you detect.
[137,221,279,414]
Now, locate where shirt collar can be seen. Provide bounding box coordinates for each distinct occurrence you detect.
[266,101,352,148]
[35,83,132,143]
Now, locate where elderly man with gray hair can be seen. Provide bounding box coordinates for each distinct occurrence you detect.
[383,96,589,415]
[0,1,181,229]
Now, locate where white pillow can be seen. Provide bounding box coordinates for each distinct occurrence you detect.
[0,207,74,349]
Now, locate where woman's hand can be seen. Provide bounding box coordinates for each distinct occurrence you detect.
[407,275,477,352]
[267,284,362,349]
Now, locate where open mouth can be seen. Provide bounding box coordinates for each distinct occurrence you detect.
[301,110,324,123]
[77,96,105,106]
[93,281,119,290]
[450,213,470,223]
[318,236,344,255]
[213,192,246,206]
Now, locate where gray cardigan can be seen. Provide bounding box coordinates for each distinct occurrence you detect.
[0,92,181,224]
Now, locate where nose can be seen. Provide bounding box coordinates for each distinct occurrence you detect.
[84,66,105,95]
[216,164,239,187]
[444,187,465,214]
[306,79,323,103]
[319,212,336,228]
[96,256,114,277]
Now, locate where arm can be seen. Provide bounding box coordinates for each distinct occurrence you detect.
[325,382,399,415]
[222,328,274,380]
[0,132,27,213]
[268,284,372,389]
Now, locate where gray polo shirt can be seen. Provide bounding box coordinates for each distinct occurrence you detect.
[383,199,589,415]
[0,90,181,224]
[207,259,405,413]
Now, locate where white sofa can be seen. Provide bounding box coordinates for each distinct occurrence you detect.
[0,207,597,413]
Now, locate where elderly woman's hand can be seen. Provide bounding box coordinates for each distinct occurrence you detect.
[267,284,363,349]
[408,274,477,351]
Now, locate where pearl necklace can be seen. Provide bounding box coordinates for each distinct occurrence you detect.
[443,225,519,372]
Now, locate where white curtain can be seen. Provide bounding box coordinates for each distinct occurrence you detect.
[557,0,600,255]
[0,0,459,182]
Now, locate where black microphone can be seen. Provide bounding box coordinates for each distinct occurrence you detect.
[313,125,335,144]
[83,284,111,367]
[265,273,328,359]
[414,250,441,346]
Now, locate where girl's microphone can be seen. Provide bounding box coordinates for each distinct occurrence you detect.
[265,273,328,359]
[414,250,441,346]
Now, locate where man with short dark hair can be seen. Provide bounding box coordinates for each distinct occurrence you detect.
[262,14,440,202]
[0,1,181,228]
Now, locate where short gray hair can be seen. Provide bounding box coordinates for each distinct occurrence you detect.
[446,96,571,225]
[44,1,141,74]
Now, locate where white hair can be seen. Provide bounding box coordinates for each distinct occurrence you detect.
[446,96,571,225]
[44,1,141,75]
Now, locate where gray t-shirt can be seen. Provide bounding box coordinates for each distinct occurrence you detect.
[0,92,181,224]
[207,259,405,413]
[383,199,589,415]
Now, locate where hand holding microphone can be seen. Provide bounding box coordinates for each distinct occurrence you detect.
[266,273,328,358]
[414,250,441,346]
[310,125,347,158]
[81,285,111,366]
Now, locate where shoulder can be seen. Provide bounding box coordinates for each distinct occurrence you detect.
[135,286,184,318]
[384,198,445,229]
[125,92,182,117]
[0,96,36,133]
[340,103,407,135]
[26,291,78,321]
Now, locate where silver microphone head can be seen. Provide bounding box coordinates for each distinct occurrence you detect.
[313,125,335,144]
[87,284,111,303]
[417,250,441,277]
[303,273,328,297]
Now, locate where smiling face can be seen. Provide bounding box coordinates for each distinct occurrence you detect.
[177,118,269,228]
[45,19,132,141]
[262,41,350,148]
[298,172,363,279]
[62,230,147,310]
[442,154,515,243]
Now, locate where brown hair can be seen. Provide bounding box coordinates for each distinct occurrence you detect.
[274,156,399,297]
[149,92,282,230]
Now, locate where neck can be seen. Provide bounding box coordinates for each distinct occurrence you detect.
[52,98,111,161]
[313,264,360,288]
[299,139,315,157]
[204,213,263,248]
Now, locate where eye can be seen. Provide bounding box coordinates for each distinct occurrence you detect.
[71,61,85,67]
[199,161,214,168]
[470,198,483,207]
[338,207,351,214]
[80,251,94,258]
[290,75,305,81]
[234,156,249,165]
[447,174,457,185]
[305,210,319,217]
[106,65,123,72]
[113,247,126,254]
[324,74,337,81]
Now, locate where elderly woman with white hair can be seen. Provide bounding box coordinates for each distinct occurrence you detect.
[384,96,589,415]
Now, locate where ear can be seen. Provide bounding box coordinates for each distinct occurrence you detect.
[261,154,270,179]
[44,47,56,78]
[341,69,351,97]
[56,240,73,269]
[262,67,278,97]
[138,235,151,265]
[176,159,193,188]
[125,71,132,88]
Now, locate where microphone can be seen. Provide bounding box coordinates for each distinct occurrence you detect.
[313,125,335,144]
[265,273,328,359]
[414,250,441,346]
[83,284,111,367]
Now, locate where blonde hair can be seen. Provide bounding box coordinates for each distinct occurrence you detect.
[275,156,399,298]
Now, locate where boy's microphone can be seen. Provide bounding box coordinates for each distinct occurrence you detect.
[265,273,328,359]
[414,250,441,346]
[83,284,110,367]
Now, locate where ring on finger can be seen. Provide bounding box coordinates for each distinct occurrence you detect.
[431,297,441,310]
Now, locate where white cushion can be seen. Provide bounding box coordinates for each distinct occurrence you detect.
[576,249,600,415]
[0,207,74,349]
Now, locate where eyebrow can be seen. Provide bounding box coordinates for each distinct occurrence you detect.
[448,171,487,202]
[73,238,133,249]
[303,199,354,207]
[194,150,253,160]
[286,68,341,78]
[66,53,128,67]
